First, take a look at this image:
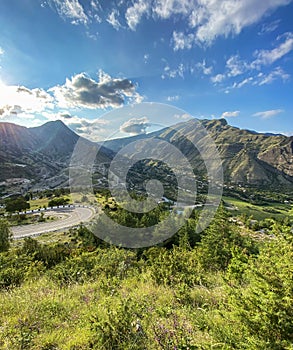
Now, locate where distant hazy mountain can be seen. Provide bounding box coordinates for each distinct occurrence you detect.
[0,118,292,190]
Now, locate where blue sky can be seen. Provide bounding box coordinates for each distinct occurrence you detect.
[0,0,292,140]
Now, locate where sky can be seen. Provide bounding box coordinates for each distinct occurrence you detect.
[0,0,292,140]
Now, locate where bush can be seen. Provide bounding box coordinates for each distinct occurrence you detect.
[49,248,138,286]
[0,252,43,289]
[0,218,12,252]
[48,197,69,207]
[223,227,293,349]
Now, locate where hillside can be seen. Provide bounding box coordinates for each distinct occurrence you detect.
[103,118,293,187]
[0,121,112,191]
[1,118,292,194]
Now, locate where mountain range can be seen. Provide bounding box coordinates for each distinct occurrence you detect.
[0,120,111,190]
[0,119,292,195]
[103,118,293,186]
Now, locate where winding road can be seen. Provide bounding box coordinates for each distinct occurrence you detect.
[12,206,96,239]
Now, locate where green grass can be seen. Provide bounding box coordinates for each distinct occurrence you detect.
[0,268,223,349]
[29,195,73,210]
[29,198,49,210]
[223,196,292,220]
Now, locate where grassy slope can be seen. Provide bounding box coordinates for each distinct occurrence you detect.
[0,261,223,349]
[223,196,293,221]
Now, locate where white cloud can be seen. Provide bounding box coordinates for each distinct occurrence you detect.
[50,0,88,25]
[124,0,292,47]
[161,63,186,79]
[236,77,254,88]
[252,109,284,119]
[252,32,293,67]
[0,82,54,119]
[211,74,225,83]
[221,111,240,118]
[211,32,292,89]
[151,0,292,48]
[258,19,281,35]
[0,47,4,56]
[258,66,290,85]
[153,0,192,18]
[120,117,150,135]
[42,111,109,140]
[125,0,150,31]
[49,70,142,109]
[107,10,122,30]
[226,55,248,77]
[174,113,191,120]
[144,53,149,63]
[189,7,206,28]
[196,60,213,75]
[172,31,195,51]
[167,95,179,101]
[194,0,292,45]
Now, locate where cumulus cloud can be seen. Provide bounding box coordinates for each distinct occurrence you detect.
[0,47,4,56]
[49,0,88,25]
[120,117,150,135]
[0,82,54,119]
[107,9,122,30]
[50,70,142,109]
[252,109,284,119]
[66,117,109,139]
[221,111,240,118]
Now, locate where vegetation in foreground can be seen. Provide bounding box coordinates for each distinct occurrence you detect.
[0,204,292,350]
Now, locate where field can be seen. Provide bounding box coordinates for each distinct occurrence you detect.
[222,196,292,221]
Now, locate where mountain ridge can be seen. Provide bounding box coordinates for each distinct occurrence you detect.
[102,118,293,186]
[0,120,112,190]
[0,119,292,191]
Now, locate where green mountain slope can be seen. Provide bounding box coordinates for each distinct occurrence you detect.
[103,118,293,186]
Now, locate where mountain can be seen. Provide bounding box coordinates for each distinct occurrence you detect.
[102,118,293,187]
[1,118,292,195]
[30,120,80,160]
[0,120,112,191]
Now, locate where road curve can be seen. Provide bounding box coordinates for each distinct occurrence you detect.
[12,207,96,239]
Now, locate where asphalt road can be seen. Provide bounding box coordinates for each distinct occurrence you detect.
[12,207,96,239]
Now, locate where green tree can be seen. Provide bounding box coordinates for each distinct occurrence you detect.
[226,225,293,349]
[48,197,69,207]
[0,218,12,252]
[5,197,30,213]
[197,203,248,271]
